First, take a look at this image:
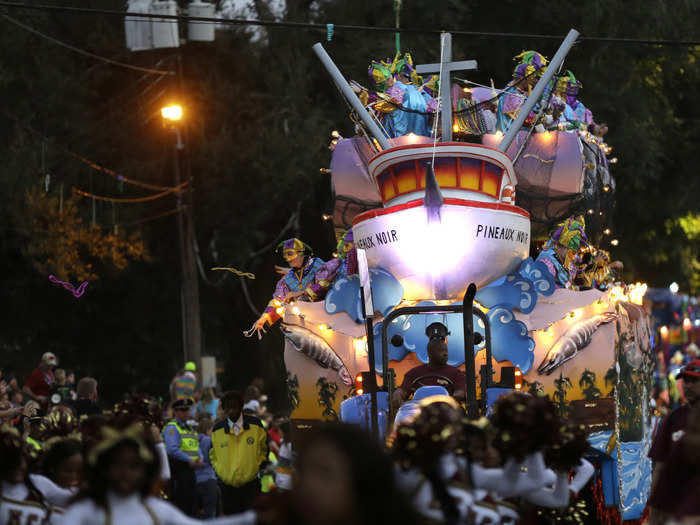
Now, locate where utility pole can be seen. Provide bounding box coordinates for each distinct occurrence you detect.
[162,97,202,369]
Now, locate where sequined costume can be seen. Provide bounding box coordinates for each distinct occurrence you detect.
[554,71,593,129]
[574,249,617,290]
[368,52,438,138]
[535,215,588,289]
[496,51,550,133]
[260,238,331,326]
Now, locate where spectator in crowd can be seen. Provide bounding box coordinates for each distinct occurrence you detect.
[170,362,198,404]
[196,417,219,518]
[195,387,220,421]
[163,398,202,516]
[210,390,268,514]
[73,377,100,418]
[23,352,58,406]
[0,399,22,425]
[274,420,293,491]
[648,358,700,524]
[267,415,286,456]
[50,368,76,406]
[65,370,76,390]
[243,384,263,417]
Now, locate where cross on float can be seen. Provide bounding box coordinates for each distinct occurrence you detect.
[415,33,478,142]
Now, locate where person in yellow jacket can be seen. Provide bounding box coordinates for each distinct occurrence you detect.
[210,390,268,514]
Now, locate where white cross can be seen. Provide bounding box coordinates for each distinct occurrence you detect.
[416,33,478,141]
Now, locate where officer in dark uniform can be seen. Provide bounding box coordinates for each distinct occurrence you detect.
[163,398,201,516]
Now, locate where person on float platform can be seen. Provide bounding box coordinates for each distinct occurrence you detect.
[392,322,467,408]
[246,238,329,339]
[553,70,593,130]
[535,215,588,289]
[163,398,202,517]
[496,50,550,133]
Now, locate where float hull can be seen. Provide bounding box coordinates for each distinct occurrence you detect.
[352,198,530,300]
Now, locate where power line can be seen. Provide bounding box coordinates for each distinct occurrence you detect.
[73,182,188,203]
[2,110,183,193]
[0,2,699,46]
[0,12,173,75]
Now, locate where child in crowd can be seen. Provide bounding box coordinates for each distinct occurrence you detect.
[50,369,76,405]
[195,417,219,519]
[195,388,219,421]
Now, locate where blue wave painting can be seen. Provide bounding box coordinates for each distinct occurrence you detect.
[487,305,536,372]
[324,267,403,323]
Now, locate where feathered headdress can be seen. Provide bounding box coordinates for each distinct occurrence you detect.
[390,51,422,84]
[549,215,588,251]
[556,70,582,95]
[512,50,549,79]
[368,60,392,92]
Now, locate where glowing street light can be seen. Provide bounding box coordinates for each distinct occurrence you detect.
[161,104,183,121]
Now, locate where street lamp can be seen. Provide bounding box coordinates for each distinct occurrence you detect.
[161,103,201,370]
[161,104,183,121]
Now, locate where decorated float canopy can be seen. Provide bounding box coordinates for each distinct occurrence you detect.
[352,142,530,300]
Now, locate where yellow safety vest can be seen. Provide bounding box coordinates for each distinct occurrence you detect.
[26,436,41,451]
[165,420,200,458]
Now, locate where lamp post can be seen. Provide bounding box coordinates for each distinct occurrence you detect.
[162,104,202,369]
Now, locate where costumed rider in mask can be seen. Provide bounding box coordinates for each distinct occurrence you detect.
[371,52,438,138]
[496,51,550,133]
[535,215,588,289]
[246,238,332,339]
[553,70,593,130]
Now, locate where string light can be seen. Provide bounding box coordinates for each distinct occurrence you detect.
[322,213,333,220]
[610,239,619,246]
[291,306,300,315]
[331,130,341,138]
[587,209,594,215]
[319,168,331,174]
[603,228,611,235]
[610,158,618,164]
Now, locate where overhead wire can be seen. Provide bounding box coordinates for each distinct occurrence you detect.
[0,2,699,46]
[73,182,188,203]
[0,12,174,75]
[2,109,184,193]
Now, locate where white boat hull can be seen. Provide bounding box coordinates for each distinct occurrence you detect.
[352,198,531,300]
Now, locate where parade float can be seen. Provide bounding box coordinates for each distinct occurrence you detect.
[250,29,654,522]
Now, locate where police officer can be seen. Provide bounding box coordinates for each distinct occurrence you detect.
[163,398,202,516]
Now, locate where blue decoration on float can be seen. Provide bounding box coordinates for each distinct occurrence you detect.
[475,274,538,314]
[487,304,536,373]
[517,257,556,296]
[324,267,403,323]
